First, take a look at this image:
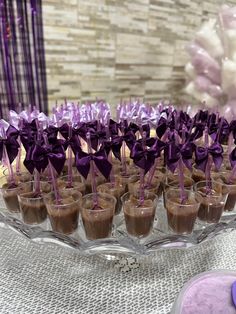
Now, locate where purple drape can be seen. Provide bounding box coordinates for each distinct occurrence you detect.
[0,0,48,118]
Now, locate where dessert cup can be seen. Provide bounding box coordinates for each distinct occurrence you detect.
[97,179,125,214]
[61,175,86,195]
[18,191,47,224]
[191,167,205,183]
[128,175,160,196]
[163,176,194,209]
[194,181,226,223]
[44,189,82,235]
[165,189,201,234]
[218,171,236,212]
[85,173,106,194]
[18,181,51,224]
[122,191,158,237]
[3,168,32,183]
[81,193,116,240]
[0,176,26,213]
[150,167,166,197]
[171,270,236,314]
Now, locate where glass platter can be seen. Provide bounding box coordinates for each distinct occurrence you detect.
[1,196,236,257]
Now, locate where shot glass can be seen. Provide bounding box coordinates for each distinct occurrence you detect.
[81,192,116,240]
[97,178,125,214]
[218,170,236,212]
[194,181,227,223]
[165,189,201,234]
[122,191,158,237]
[18,181,51,224]
[61,175,86,195]
[0,176,25,213]
[44,189,82,235]
[128,175,160,196]
[163,176,194,208]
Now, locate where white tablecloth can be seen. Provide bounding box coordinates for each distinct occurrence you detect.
[0,227,236,314]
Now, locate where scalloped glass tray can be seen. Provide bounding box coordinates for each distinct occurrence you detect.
[1,197,236,257]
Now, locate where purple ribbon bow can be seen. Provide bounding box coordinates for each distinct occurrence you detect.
[0,126,20,164]
[195,142,223,172]
[24,141,66,175]
[76,148,112,179]
[165,141,194,173]
[130,142,157,174]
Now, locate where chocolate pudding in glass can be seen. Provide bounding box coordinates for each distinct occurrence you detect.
[194,181,226,223]
[61,175,86,195]
[97,178,125,214]
[163,176,194,208]
[44,189,82,234]
[150,167,166,197]
[81,192,116,240]
[128,175,160,196]
[0,176,26,213]
[165,189,201,234]
[18,181,51,224]
[85,173,106,194]
[122,191,157,237]
[219,170,236,211]
[192,167,205,183]
[3,169,33,184]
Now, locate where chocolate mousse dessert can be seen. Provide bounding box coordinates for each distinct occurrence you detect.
[128,175,160,196]
[196,187,225,223]
[165,190,200,234]
[219,172,236,211]
[18,191,47,224]
[81,193,116,240]
[61,175,86,195]
[45,190,81,234]
[97,181,125,214]
[192,167,206,183]
[1,182,22,212]
[123,193,157,237]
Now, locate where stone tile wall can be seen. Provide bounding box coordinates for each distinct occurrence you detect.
[43,0,236,109]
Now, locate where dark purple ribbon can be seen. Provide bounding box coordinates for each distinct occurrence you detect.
[0,126,19,163]
[76,148,112,179]
[20,119,38,149]
[195,142,223,172]
[165,141,194,173]
[130,141,157,174]
[208,117,229,143]
[24,141,66,174]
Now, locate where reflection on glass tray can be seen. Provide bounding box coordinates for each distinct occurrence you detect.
[1,198,236,256]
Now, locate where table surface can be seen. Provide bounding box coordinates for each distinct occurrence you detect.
[1,227,236,314]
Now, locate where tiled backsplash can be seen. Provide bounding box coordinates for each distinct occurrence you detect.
[43,0,236,108]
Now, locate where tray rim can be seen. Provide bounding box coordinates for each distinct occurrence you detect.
[1,210,236,256]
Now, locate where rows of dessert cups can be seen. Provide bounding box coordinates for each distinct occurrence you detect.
[1,159,236,240]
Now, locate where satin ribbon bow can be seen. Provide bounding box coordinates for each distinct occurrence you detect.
[24,142,66,175]
[195,142,223,172]
[165,141,194,173]
[101,139,122,160]
[20,119,38,150]
[208,118,229,143]
[56,123,81,153]
[76,148,112,179]
[45,125,59,143]
[0,126,20,164]
[130,142,157,174]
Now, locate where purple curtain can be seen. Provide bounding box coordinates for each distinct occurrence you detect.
[0,0,48,118]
